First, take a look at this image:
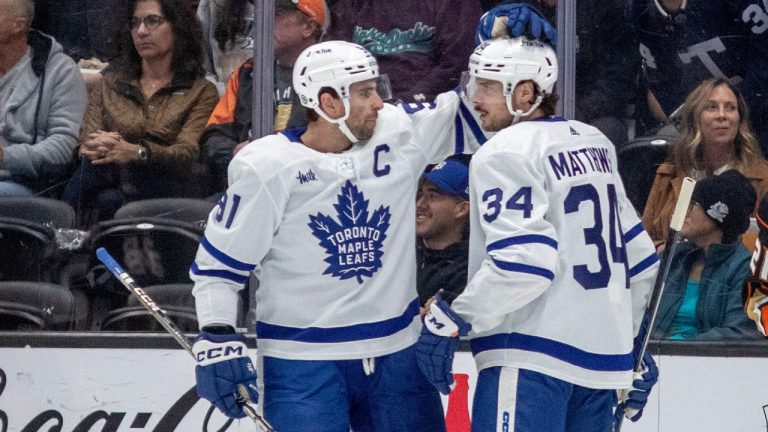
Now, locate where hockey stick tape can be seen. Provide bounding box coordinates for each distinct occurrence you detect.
[670,177,695,231]
[97,247,125,276]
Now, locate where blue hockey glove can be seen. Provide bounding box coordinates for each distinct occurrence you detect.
[615,351,659,422]
[193,331,259,419]
[416,296,471,395]
[476,3,557,45]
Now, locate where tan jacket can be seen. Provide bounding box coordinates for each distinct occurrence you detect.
[79,71,218,197]
[642,161,768,243]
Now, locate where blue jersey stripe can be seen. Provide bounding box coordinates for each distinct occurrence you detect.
[533,116,567,123]
[256,299,420,343]
[629,252,659,278]
[487,234,558,253]
[201,235,257,272]
[281,128,307,143]
[190,262,249,284]
[491,259,555,280]
[624,222,645,243]
[470,332,633,372]
[454,111,465,154]
[458,102,487,145]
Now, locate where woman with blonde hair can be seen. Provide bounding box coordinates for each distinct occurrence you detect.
[642,78,768,244]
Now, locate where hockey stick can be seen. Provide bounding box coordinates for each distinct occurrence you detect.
[613,176,696,431]
[95,247,275,432]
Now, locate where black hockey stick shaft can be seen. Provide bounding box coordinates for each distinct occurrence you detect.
[614,177,695,432]
[96,247,275,432]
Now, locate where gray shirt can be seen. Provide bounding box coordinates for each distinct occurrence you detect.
[0,48,32,147]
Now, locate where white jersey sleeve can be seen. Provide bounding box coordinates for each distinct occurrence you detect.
[453,147,558,334]
[400,90,493,163]
[614,168,658,337]
[191,138,287,328]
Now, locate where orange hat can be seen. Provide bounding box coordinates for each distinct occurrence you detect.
[277,0,330,32]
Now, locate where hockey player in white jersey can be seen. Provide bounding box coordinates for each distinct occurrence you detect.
[189,40,463,430]
[416,37,661,431]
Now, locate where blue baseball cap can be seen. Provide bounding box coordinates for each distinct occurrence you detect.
[424,159,470,200]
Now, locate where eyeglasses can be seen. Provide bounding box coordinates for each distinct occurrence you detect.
[129,15,167,31]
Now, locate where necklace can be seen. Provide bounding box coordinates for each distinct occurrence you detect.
[141,77,170,90]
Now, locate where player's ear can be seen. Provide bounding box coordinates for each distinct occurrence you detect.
[319,92,344,120]
[514,81,536,108]
[455,200,470,220]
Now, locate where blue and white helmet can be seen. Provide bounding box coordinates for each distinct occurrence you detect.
[467,37,557,123]
[293,41,388,142]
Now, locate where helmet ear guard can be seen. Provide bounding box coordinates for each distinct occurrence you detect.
[294,41,390,143]
[467,37,557,123]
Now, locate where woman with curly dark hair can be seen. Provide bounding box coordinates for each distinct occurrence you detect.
[62,0,219,226]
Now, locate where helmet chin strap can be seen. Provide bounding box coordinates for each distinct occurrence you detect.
[337,121,360,144]
[506,94,544,125]
[313,101,360,144]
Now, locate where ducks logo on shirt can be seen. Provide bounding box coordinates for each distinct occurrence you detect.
[308,180,391,284]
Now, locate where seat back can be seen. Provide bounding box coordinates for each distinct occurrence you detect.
[0,199,76,283]
[0,282,74,330]
[0,197,75,228]
[113,198,216,227]
[102,283,198,331]
[88,218,203,295]
[617,133,673,214]
[0,217,58,282]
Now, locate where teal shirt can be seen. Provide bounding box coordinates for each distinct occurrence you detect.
[652,241,761,340]
[668,279,701,340]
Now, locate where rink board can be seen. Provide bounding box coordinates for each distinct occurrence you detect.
[1,347,767,431]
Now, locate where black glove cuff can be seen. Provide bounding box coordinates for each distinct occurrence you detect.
[201,325,236,334]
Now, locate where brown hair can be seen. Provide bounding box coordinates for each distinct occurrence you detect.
[670,78,763,175]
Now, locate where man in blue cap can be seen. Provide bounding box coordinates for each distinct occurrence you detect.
[416,154,471,314]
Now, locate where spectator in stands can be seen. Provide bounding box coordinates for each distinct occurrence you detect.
[325,0,482,102]
[0,0,88,197]
[478,1,640,148]
[197,0,254,94]
[652,170,760,340]
[61,0,218,225]
[642,78,768,244]
[630,0,768,153]
[416,154,471,314]
[743,194,768,336]
[200,0,327,193]
[31,0,120,62]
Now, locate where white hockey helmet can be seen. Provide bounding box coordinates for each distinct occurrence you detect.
[293,40,389,142]
[467,37,557,123]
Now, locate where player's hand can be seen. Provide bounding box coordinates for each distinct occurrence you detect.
[415,294,471,395]
[615,351,658,422]
[193,331,259,419]
[476,3,557,45]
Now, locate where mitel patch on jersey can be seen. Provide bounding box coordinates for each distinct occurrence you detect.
[308,180,391,284]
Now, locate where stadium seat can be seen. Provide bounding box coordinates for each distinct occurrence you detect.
[0,281,75,330]
[0,198,76,283]
[101,283,247,332]
[113,198,216,227]
[617,127,676,214]
[101,283,199,332]
[87,217,204,294]
[84,200,217,330]
[0,197,75,228]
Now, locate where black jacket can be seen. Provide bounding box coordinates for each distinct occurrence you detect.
[416,239,469,306]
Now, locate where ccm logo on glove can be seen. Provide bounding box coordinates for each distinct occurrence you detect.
[194,340,248,365]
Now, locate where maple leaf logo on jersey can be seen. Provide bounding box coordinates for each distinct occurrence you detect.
[308,180,391,284]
